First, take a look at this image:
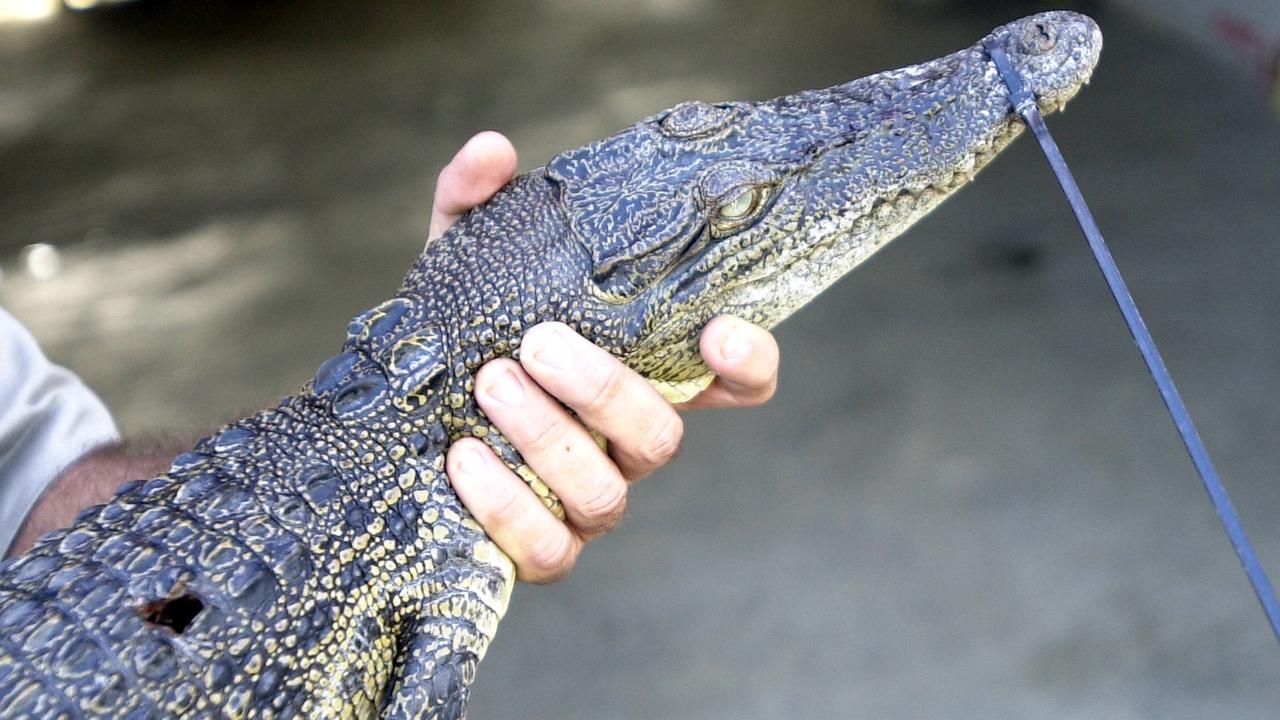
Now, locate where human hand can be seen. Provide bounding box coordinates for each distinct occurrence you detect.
[429,132,780,583]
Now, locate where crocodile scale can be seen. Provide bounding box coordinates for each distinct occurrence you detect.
[0,13,1100,719]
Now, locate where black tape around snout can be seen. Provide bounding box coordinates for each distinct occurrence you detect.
[983,37,1280,647]
[983,43,1037,116]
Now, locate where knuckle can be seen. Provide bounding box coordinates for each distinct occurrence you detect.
[748,375,779,406]
[637,411,684,467]
[525,530,578,582]
[577,478,628,533]
[521,410,571,455]
[582,362,627,414]
[485,482,532,529]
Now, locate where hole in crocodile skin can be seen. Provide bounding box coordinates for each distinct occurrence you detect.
[140,593,204,634]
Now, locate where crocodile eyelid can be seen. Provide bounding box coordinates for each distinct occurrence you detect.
[659,101,739,139]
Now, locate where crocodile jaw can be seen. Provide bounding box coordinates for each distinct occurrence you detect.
[625,11,1101,381]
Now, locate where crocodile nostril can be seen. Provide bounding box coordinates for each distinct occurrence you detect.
[1018,21,1057,55]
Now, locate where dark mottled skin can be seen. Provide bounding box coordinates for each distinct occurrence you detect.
[0,13,1099,720]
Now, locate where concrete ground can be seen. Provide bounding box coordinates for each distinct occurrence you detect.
[3,0,1279,717]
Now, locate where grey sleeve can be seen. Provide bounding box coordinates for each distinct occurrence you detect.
[0,306,120,554]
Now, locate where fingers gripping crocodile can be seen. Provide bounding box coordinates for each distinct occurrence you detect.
[0,12,1100,719]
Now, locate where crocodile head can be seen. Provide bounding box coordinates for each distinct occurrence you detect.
[540,11,1101,386]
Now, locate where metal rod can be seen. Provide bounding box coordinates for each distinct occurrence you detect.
[985,44,1280,644]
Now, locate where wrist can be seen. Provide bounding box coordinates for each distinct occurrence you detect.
[7,438,187,557]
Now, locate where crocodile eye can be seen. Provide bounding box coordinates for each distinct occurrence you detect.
[718,187,758,220]
[710,186,769,238]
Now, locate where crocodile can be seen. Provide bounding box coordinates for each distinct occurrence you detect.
[0,11,1100,719]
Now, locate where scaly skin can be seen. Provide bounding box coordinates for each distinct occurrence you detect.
[0,12,1100,719]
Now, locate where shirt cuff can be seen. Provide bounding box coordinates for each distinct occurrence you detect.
[0,307,121,554]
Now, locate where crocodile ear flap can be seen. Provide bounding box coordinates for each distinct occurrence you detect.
[547,135,705,301]
[381,326,447,413]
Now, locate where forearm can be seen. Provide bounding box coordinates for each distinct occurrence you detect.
[7,438,189,557]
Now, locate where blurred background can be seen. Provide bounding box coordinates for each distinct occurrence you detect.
[3,0,1279,717]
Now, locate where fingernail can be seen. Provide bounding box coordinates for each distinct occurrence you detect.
[720,324,750,363]
[456,444,491,479]
[531,327,574,371]
[481,368,524,406]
